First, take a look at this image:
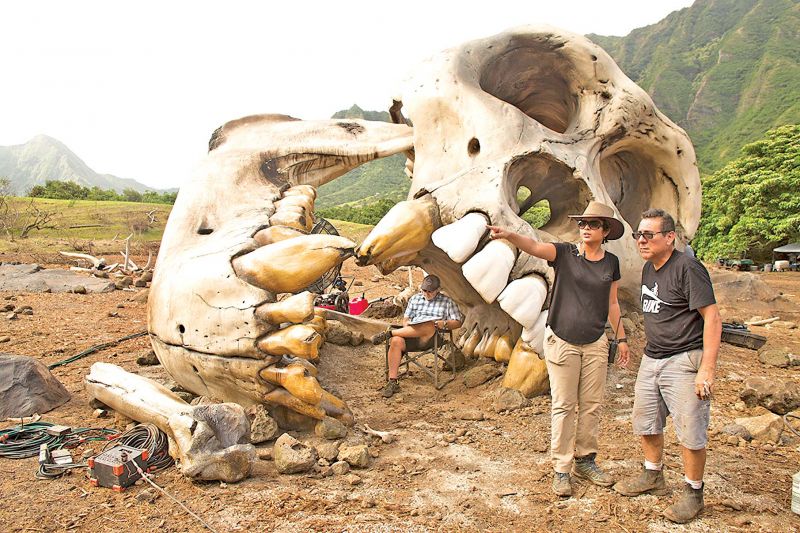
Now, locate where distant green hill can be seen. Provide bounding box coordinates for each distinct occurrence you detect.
[589,0,800,173]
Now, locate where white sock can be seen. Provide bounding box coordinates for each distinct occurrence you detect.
[685,476,703,489]
[644,460,663,471]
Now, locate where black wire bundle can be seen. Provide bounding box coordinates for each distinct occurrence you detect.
[0,422,62,459]
[105,423,173,473]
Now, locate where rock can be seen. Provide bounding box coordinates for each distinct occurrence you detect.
[190,396,217,406]
[136,350,160,366]
[0,336,9,343]
[338,444,370,468]
[174,391,195,403]
[133,278,148,287]
[455,428,467,437]
[771,321,797,329]
[315,416,347,440]
[136,488,158,503]
[273,433,318,474]
[740,377,800,414]
[93,408,109,418]
[349,331,364,346]
[0,354,71,418]
[463,363,502,388]
[247,404,280,443]
[735,412,783,444]
[331,460,350,475]
[119,276,134,287]
[93,269,109,278]
[734,400,747,411]
[6,312,16,320]
[20,308,33,316]
[315,442,341,462]
[493,388,530,412]
[0,304,14,312]
[344,473,362,485]
[361,299,403,319]
[443,434,456,443]
[725,435,739,446]
[72,285,87,294]
[353,280,363,287]
[441,344,466,371]
[325,320,353,346]
[116,303,125,308]
[0,264,115,293]
[132,288,149,303]
[257,448,272,461]
[139,271,153,283]
[457,409,485,421]
[89,398,107,409]
[721,423,752,441]
[758,348,792,368]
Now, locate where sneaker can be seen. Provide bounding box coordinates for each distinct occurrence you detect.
[572,454,615,487]
[614,466,669,497]
[552,472,572,497]
[382,380,400,398]
[371,329,392,345]
[663,482,704,523]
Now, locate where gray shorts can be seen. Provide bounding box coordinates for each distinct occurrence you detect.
[632,349,710,450]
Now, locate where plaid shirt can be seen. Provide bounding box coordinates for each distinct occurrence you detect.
[404,292,462,325]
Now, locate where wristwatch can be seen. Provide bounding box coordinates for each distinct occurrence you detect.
[617,338,628,344]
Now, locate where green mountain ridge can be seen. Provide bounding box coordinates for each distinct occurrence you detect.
[0,135,158,195]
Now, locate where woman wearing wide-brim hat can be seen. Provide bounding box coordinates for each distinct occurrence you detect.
[488,200,629,498]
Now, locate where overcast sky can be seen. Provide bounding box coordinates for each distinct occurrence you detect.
[1,0,695,189]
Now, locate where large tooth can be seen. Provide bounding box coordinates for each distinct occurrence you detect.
[253,226,305,246]
[493,331,514,363]
[233,234,354,294]
[461,239,516,303]
[269,209,307,232]
[282,184,317,201]
[431,212,488,263]
[497,275,547,330]
[456,325,474,349]
[259,363,323,405]
[474,331,490,358]
[256,291,315,325]
[462,327,481,357]
[521,310,548,355]
[355,196,438,266]
[257,324,322,360]
[502,338,549,397]
[482,330,500,358]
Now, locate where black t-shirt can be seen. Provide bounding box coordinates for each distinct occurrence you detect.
[546,243,621,345]
[641,250,716,359]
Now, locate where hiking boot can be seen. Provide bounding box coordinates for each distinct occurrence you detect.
[371,329,392,345]
[382,380,400,398]
[572,454,615,487]
[552,472,572,497]
[614,466,669,496]
[663,482,704,523]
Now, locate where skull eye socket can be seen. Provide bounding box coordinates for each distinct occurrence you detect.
[480,39,578,134]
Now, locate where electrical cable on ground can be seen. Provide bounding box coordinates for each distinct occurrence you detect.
[104,423,173,472]
[784,413,800,438]
[134,463,218,533]
[48,330,148,369]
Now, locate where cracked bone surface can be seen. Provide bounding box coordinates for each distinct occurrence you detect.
[85,363,256,482]
[146,115,413,443]
[358,25,700,394]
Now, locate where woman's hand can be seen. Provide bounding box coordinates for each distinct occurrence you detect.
[487,225,513,240]
[615,342,630,368]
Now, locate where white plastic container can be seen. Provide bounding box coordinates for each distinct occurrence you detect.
[775,260,790,271]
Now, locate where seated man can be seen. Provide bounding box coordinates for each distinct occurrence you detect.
[371,274,463,398]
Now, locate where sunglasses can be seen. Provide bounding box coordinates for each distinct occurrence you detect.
[577,219,603,230]
[631,231,669,241]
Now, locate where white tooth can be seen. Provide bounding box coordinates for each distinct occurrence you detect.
[497,275,547,330]
[461,239,516,304]
[521,310,548,355]
[431,213,488,263]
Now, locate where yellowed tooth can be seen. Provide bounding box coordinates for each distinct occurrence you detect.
[257,324,323,360]
[502,338,549,397]
[233,234,354,294]
[269,210,307,232]
[462,327,481,357]
[259,363,323,405]
[484,330,500,358]
[276,195,314,213]
[493,331,514,363]
[355,196,438,266]
[253,226,305,246]
[256,291,315,325]
[283,184,317,201]
[307,315,328,336]
[376,252,419,275]
[263,388,326,420]
[462,239,516,304]
[474,331,490,358]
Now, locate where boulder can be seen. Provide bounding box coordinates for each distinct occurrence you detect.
[273,433,318,474]
[758,348,791,368]
[735,412,783,444]
[493,387,529,412]
[463,363,502,388]
[740,377,800,414]
[721,423,752,441]
[338,444,370,468]
[248,404,280,443]
[331,460,350,475]
[315,416,348,440]
[325,320,353,346]
[0,354,70,418]
[361,299,403,319]
[136,350,160,366]
[315,442,341,462]
[0,264,115,293]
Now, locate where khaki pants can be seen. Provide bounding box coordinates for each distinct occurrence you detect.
[544,327,609,473]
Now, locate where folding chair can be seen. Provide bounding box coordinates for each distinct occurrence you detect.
[384,325,458,390]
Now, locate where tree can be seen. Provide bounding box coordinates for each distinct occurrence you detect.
[694,124,800,261]
[0,178,59,240]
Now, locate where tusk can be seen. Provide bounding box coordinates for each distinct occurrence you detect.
[355,196,438,266]
[233,234,354,294]
[462,239,516,304]
[497,275,548,329]
[257,324,323,360]
[255,291,315,325]
[431,212,488,263]
[521,311,548,355]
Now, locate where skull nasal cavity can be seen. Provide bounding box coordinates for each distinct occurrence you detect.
[480,45,578,133]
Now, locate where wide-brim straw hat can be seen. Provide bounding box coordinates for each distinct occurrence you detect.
[567,201,625,241]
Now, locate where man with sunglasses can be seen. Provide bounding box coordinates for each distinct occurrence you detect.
[615,209,721,524]
[371,274,462,398]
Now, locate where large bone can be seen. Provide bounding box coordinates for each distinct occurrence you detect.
[85,363,256,483]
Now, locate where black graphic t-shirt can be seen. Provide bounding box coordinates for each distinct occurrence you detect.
[641,251,716,359]
[546,242,621,345]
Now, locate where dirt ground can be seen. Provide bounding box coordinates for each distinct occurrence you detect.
[1,253,800,532]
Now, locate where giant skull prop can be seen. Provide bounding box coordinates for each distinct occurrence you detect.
[91,26,699,479]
